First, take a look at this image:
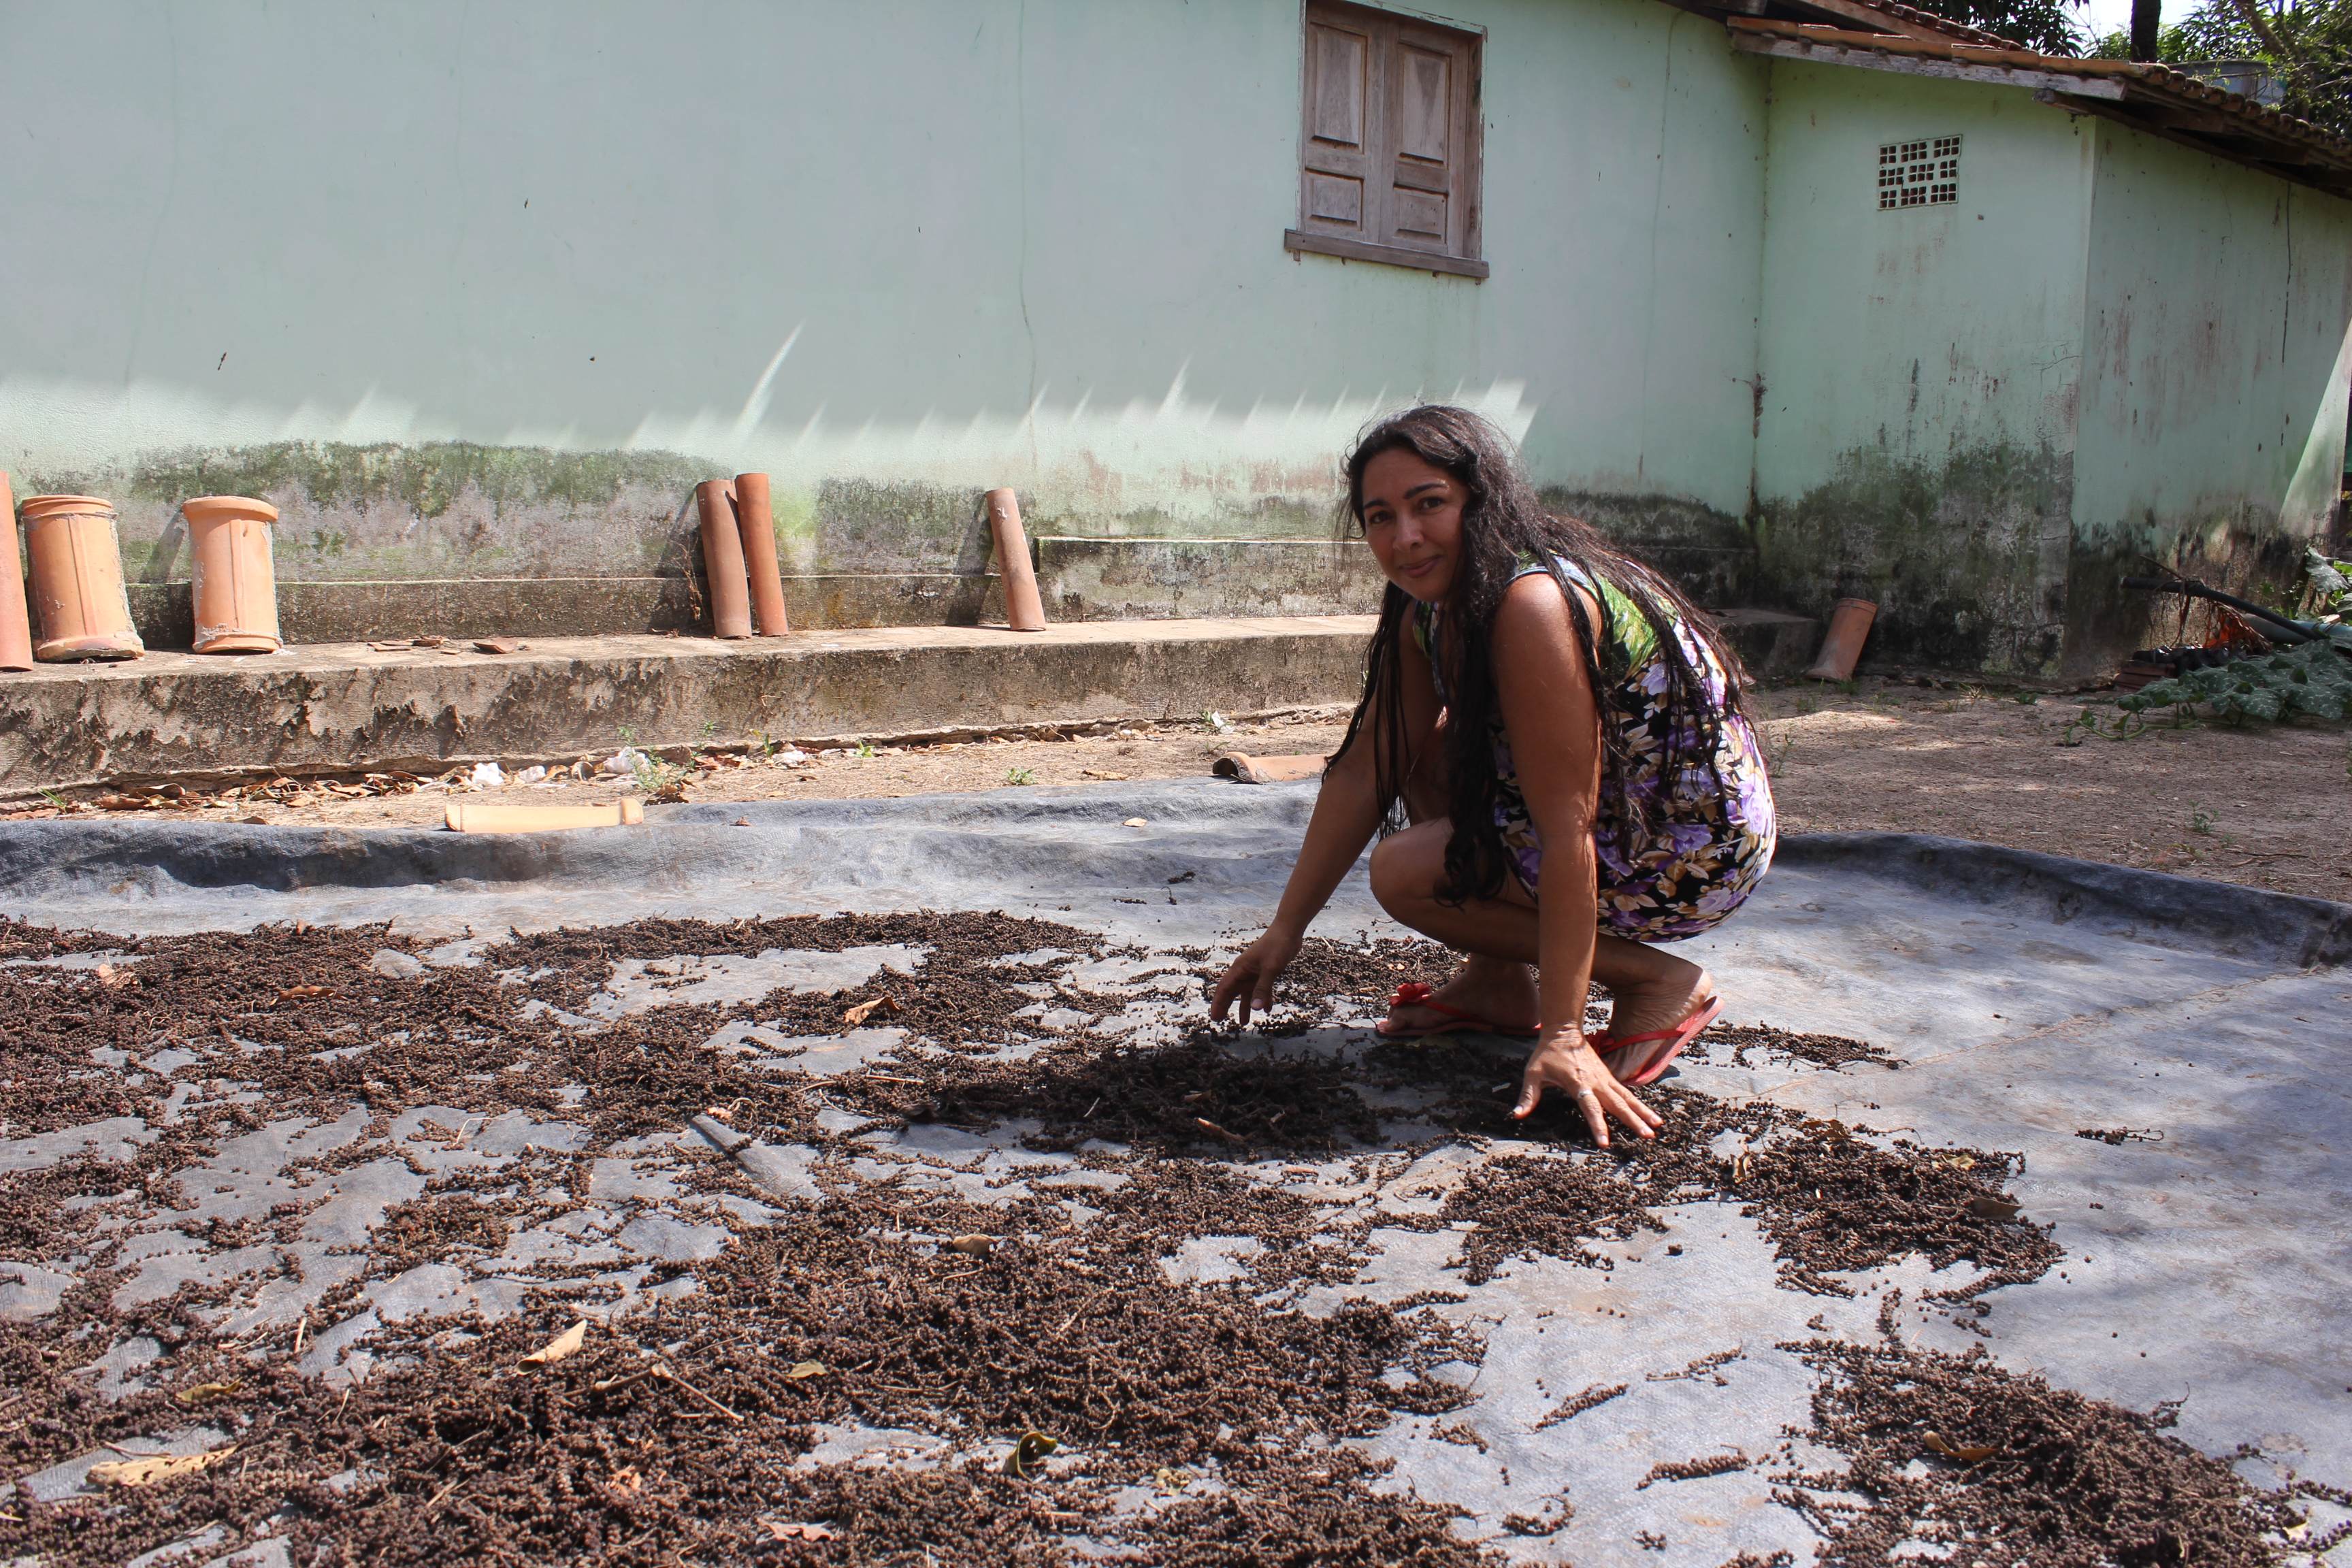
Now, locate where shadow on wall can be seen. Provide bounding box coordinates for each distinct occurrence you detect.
[2059,512,2309,683]
[27,441,1378,645]
[1539,489,1756,609]
[1750,441,2074,676]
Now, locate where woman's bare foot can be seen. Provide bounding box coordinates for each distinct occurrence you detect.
[1379,953,1540,1036]
[1599,953,1714,1043]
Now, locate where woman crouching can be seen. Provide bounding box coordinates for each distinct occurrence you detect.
[1210,406,1776,1147]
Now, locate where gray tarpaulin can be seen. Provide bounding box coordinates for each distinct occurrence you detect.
[2,781,2346,1566]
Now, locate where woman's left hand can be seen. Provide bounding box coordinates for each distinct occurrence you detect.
[1514,1029,1663,1147]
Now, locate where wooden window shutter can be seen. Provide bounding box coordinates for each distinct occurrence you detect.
[1289,1,1485,279]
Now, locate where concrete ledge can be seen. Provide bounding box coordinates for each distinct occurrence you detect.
[1706,607,1818,681]
[0,616,1378,790]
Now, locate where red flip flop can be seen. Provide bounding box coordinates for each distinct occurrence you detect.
[1597,994,1724,1085]
[1376,981,1541,1041]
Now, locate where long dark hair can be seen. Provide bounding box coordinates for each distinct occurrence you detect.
[1328,405,1750,904]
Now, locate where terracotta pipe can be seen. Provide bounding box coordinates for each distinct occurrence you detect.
[732,472,790,636]
[182,495,282,653]
[21,495,144,661]
[983,487,1047,632]
[0,473,32,671]
[1803,598,1879,681]
[445,798,644,832]
[1211,752,1326,783]
[695,480,754,639]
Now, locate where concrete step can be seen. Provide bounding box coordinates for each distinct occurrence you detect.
[0,615,1377,792]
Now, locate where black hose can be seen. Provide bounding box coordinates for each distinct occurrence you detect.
[2119,576,2316,643]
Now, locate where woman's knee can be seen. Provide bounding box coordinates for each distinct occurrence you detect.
[1368,825,1442,914]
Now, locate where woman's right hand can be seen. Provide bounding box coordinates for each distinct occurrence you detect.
[1210,927,1304,1028]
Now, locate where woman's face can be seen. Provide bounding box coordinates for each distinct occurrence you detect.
[1359,448,1467,604]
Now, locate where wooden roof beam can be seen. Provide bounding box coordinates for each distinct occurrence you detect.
[1771,0,1962,42]
[1733,31,2127,95]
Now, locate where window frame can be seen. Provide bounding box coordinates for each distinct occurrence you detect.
[1284,0,1488,280]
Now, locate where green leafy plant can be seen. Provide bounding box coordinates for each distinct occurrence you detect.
[39,787,70,810]
[630,751,687,798]
[1004,766,1036,786]
[2189,801,2218,836]
[853,742,877,760]
[1200,710,1235,735]
[2119,641,2352,727]
[1791,694,1818,717]
[2057,704,2151,745]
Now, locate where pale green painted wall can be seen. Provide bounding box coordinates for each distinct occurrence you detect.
[2066,120,2352,670]
[1748,65,2352,674]
[1752,67,2095,672]
[8,2,2341,664]
[0,0,1770,594]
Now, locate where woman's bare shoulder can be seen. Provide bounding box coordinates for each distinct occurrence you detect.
[1495,566,1603,633]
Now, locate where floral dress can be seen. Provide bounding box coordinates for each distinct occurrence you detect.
[1414,559,1776,941]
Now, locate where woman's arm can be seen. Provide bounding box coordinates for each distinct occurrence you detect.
[1210,630,1441,1026]
[1490,572,1662,1143]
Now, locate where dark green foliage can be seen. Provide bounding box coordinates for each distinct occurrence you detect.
[2087,0,2352,135]
[1906,0,2091,54]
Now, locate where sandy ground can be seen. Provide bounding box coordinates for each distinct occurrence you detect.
[32,679,2352,904]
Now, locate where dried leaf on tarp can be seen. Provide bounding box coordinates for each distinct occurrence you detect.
[1002,1431,1059,1478]
[1081,770,1129,780]
[473,637,524,654]
[1152,1467,1193,1494]
[843,995,899,1027]
[368,640,413,651]
[1122,817,1148,828]
[2076,1126,2162,1146]
[1925,1430,1999,1463]
[945,1234,998,1258]
[173,1381,242,1406]
[520,1320,588,1367]
[766,1522,837,1541]
[785,1361,829,1379]
[276,985,333,1003]
[88,1448,236,1487]
[1965,1195,2023,1221]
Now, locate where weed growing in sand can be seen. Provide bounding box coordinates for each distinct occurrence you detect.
[1005,767,1036,786]
[2189,801,2218,836]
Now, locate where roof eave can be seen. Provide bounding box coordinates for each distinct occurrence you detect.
[1718,15,2352,197]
